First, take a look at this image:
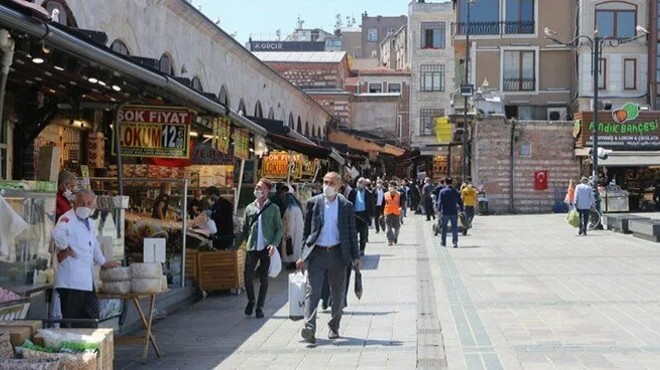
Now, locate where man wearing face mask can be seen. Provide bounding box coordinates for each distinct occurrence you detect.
[52,190,120,327]
[296,172,362,343]
[205,186,235,250]
[56,170,77,222]
[373,180,386,233]
[241,178,283,318]
[347,177,373,256]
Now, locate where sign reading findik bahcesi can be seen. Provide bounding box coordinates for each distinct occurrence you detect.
[112,106,194,158]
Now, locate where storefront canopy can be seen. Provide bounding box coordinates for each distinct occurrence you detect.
[244,115,332,159]
[0,3,267,136]
[598,151,660,167]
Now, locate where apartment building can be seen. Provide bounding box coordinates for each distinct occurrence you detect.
[381,26,409,70]
[454,0,576,121]
[408,1,455,157]
[576,0,648,112]
[361,13,408,60]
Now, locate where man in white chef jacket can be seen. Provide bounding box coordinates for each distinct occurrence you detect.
[52,189,119,326]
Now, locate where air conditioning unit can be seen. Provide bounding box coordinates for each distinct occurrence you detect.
[547,107,567,121]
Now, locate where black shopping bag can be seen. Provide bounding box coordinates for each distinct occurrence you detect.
[354,269,363,300]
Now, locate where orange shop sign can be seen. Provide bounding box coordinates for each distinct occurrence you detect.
[112,105,194,159]
[261,151,290,179]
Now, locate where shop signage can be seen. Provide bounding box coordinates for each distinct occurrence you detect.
[212,117,231,154]
[261,151,290,179]
[249,41,325,52]
[113,106,193,158]
[300,155,318,178]
[192,142,234,165]
[575,110,660,150]
[233,128,250,160]
[434,117,452,144]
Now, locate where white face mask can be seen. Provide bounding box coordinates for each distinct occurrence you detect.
[63,189,74,200]
[389,187,396,193]
[75,207,92,219]
[254,189,263,199]
[323,185,337,198]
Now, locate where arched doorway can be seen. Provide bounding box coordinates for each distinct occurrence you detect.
[268,107,275,120]
[288,113,294,129]
[42,0,78,27]
[219,86,230,107]
[238,99,246,114]
[110,39,131,56]
[296,117,302,134]
[305,122,310,137]
[254,101,263,118]
[191,76,203,92]
[159,53,175,76]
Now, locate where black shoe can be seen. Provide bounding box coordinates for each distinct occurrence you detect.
[453,244,458,248]
[328,329,340,339]
[394,239,398,244]
[245,301,255,316]
[255,308,264,318]
[441,242,446,247]
[322,300,329,310]
[301,327,316,344]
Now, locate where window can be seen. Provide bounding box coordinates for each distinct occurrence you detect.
[503,50,535,91]
[624,58,637,90]
[458,0,500,35]
[596,7,636,39]
[159,53,175,75]
[421,22,446,49]
[505,0,535,34]
[598,58,607,90]
[367,28,378,42]
[420,109,444,136]
[420,65,445,92]
[388,83,402,93]
[110,40,130,56]
[191,76,203,92]
[387,28,396,36]
[369,83,383,93]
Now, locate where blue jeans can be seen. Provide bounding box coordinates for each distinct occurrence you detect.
[441,215,459,246]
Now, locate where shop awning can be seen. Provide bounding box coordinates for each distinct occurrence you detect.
[267,133,331,159]
[598,151,660,167]
[0,4,267,136]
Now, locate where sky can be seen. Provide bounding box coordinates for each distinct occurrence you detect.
[194,0,410,46]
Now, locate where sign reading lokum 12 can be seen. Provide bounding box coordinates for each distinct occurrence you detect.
[113,105,193,158]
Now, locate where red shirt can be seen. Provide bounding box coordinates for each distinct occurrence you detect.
[56,191,71,222]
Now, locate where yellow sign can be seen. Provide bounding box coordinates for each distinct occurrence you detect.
[112,105,193,158]
[212,117,231,154]
[434,117,452,144]
[233,128,250,160]
[261,151,290,179]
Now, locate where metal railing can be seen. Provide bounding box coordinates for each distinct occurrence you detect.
[454,21,535,36]
[503,77,535,92]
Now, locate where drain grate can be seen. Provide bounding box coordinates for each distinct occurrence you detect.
[418,328,443,335]
[417,358,448,368]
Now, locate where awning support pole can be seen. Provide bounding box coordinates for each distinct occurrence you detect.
[235,159,246,214]
[286,150,293,183]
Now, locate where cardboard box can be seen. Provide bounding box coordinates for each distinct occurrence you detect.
[34,328,114,370]
[0,320,42,336]
[36,146,61,182]
[0,326,31,347]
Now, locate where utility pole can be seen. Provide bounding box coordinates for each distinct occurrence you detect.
[461,0,472,182]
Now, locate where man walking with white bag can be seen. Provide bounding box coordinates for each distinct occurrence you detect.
[296,172,362,343]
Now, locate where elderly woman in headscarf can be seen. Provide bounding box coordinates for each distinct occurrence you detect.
[277,184,304,269]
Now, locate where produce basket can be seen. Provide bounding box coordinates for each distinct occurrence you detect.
[0,298,31,320]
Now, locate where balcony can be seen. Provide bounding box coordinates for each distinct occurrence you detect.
[453,21,535,36]
[503,78,535,92]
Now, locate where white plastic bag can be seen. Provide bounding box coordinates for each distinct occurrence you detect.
[268,248,282,278]
[288,271,306,320]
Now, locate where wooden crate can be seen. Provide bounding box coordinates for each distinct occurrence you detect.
[185,249,198,280]
[197,250,245,291]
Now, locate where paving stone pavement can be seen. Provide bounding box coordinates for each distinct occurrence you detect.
[115,214,422,370]
[114,213,660,369]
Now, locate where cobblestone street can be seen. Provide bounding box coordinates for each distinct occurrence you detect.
[115,213,660,369]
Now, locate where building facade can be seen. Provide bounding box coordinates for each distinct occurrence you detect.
[381,25,408,70]
[408,1,455,155]
[454,0,576,121]
[576,0,649,112]
[361,13,408,60]
[58,0,331,137]
[339,26,362,59]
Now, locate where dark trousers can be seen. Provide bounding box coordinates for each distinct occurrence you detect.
[577,208,590,233]
[355,211,369,253]
[304,246,348,333]
[465,206,475,224]
[213,234,235,250]
[441,215,459,246]
[424,199,435,220]
[374,205,384,232]
[244,249,270,309]
[386,214,401,243]
[57,288,99,328]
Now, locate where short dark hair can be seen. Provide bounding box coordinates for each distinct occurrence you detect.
[445,177,453,185]
[258,178,273,190]
[439,178,446,184]
[389,181,397,187]
[205,186,220,197]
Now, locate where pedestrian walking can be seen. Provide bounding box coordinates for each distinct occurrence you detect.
[575,176,595,236]
[241,178,283,318]
[373,180,386,233]
[422,177,436,221]
[384,182,402,246]
[296,172,362,344]
[348,177,373,256]
[565,179,576,211]
[461,180,478,224]
[438,178,463,248]
[398,180,409,222]
[279,186,304,269]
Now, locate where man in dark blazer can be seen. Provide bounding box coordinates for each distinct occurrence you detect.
[296,172,362,344]
[347,177,374,256]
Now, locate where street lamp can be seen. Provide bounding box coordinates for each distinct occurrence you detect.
[461,0,475,183]
[544,25,648,213]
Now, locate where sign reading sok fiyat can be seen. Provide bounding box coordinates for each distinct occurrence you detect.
[113,106,193,158]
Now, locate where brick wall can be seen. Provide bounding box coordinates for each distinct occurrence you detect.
[308,93,353,127]
[473,118,580,214]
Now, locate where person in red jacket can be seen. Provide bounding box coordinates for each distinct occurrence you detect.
[56,171,77,222]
